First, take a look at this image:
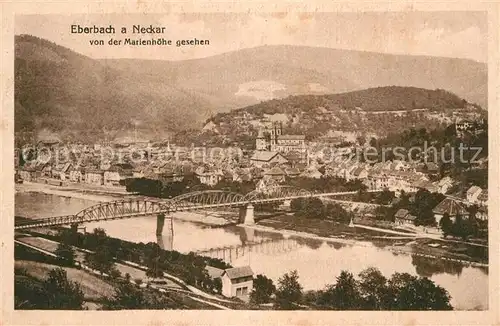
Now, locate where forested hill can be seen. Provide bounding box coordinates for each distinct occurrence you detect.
[190,87,485,148]
[226,86,473,117]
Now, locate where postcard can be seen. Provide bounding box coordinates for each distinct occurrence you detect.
[1,1,498,325]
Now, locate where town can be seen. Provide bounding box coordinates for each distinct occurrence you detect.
[16,115,488,239]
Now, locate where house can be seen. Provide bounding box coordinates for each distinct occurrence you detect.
[392,160,406,171]
[284,167,301,178]
[344,164,359,181]
[476,206,488,221]
[195,167,224,186]
[60,163,72,181]
[436,177,454,194]
[275,134,306,154]
[220,266,254,299]
[84,169,104,185]
[300,167,323,179]
[250,151,288,168]
[19,166,36,182]
[425,162,440,175]
[413,179,437,193]
[432,197,469,225]
[68,166,84,182]
[285,151,303,167]
[394,208,417,226]
[366,172,389,191]
[477,190,488,207]
[264,166,286,183]
[41,164,53,178]
[104,168,134,187]
[350,166,368,180]
[466,186,483,204]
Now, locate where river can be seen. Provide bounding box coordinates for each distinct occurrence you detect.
[15,191,488,310]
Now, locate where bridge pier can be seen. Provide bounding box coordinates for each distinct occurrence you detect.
[70,223,86,234]
[156,213,173,237]
[239,204,255,225]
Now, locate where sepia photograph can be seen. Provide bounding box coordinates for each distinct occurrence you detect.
[2,3,497,324]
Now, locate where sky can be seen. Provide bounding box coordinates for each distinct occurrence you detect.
[15,11,487,62]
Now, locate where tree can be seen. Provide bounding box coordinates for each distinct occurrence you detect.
[15,274,50,309]
[58,228,77,246]
[376,189,395,205]
[358,268,390,310]
[84,246,115,275]
[290,198,304,211]
[439,213,453,238]
[387,273,452,310]
[452,214,474,241]
[294,197,326,219]
[274,270,303,310]
[84,227,108,249]
[411,189,444,226]
[103,282,148,310]
[325,203,352,224]
[250,274,276,304]
[319,271,362,310]
[55,242,76,265]
[356,135,366,146]
[43,268,85,310]
[145,256,165,279]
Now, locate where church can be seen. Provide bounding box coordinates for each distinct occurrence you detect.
[255,121,306,155]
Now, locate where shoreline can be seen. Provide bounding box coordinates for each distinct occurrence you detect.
[242,223,488,268]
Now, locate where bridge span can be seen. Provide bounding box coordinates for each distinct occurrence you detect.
[14,187,382,235]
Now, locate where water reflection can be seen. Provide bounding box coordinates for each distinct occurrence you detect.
[291,236,324,250]
[326,241,346,250]
[411,255,464,278]
[156,235,173,251]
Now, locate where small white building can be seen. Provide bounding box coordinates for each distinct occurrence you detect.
[220,266,254,300]
[466,186,483,204]
[84,169,104,185]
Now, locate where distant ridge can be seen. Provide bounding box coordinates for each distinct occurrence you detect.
[15,35,487,141]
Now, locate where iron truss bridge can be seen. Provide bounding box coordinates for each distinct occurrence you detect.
[14,186,379,230]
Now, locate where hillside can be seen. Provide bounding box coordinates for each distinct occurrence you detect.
[14,35,211,141]
[180,87,486,148]
[15,35,487,141]
[105,45,487,106]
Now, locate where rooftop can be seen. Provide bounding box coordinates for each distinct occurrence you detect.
[223,266,254,280]
[250,151,282,162]
[278,134,305,140]
[205,266,224,279]
[432,197,469,216]
[394,208,410,219]
[265,166,286,176]
[467,185,482,196]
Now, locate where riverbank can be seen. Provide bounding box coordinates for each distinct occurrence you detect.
[16,182,125,202]
[252,215,488,267]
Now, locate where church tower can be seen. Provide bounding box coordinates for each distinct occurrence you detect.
[256,128,267,150]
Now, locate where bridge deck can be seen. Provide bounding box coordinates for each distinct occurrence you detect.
[14,190,382,230]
